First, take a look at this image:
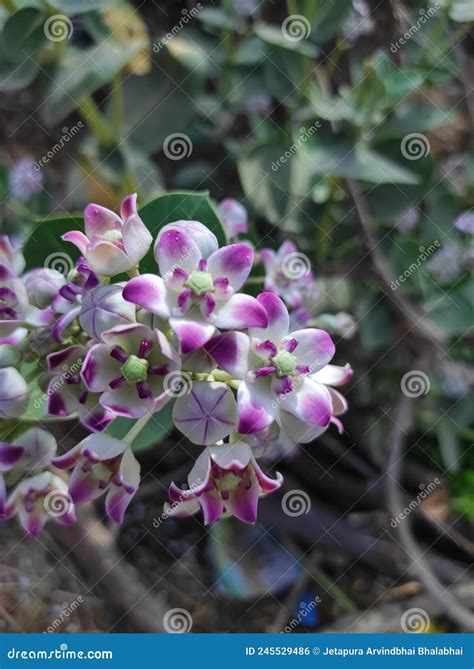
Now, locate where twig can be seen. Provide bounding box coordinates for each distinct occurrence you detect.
[347,180,447,348]
[386,385,474,631]
[48,509,168,633]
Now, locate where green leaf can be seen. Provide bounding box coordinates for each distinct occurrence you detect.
[254,22,318,58]
[107,402,174,453]
[0,56,38,91]
[449,0,474,22]
[23,214,82,270]
[49,0,121,15]
[42,39,146,126]
[120,58,201,155]
[139,190,225,246]
[309,0,352,43]
[0,6,45,62]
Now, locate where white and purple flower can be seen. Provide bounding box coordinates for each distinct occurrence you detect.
[123,222,267,353]
[205,293,351,442]
[52,433,140,523]
[166,442,282,524]
[63,194,152,277]
[81,323,180,419]
[217,199,248,242]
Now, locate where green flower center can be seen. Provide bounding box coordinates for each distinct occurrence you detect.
[120,354,149,384]
[272,350,297,377]
[185,270,214,296]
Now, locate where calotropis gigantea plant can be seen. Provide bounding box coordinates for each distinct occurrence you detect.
[0,194,352,533]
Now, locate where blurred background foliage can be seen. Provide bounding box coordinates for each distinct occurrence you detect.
[0,0,472,629]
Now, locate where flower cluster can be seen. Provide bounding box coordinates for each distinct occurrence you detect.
[0,195,352,533]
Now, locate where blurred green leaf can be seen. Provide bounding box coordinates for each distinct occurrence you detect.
[49,0,121,15]
[42,39,146,125]
[108,403,174,453]
[0,56,38,91]
[449,0,474,21]
[309,0,352,43]
[255,22,318,58]
[0,6,45,62]
[23,215,82,270]
[437,422,461,473]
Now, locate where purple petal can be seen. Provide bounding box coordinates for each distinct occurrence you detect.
[212,294,268,330]
[204,331,250,379]
[123,274,170,318]
[207,244,254,290]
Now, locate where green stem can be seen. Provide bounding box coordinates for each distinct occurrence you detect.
[77,96,114,146]
[309,564,358,614]
[245,276,266,285]
[110,73,124,139]
[123,414,152,446]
